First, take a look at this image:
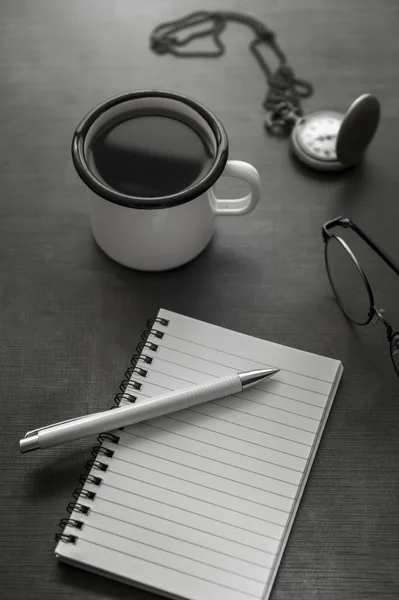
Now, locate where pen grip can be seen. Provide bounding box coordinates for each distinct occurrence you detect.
[182,374,241,408]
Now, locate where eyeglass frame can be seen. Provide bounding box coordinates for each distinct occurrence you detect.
[322,216,399,375]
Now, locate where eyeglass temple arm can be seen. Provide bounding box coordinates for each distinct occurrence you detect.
[323,216,399,277]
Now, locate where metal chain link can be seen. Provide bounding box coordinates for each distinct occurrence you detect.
[149,10,314,135]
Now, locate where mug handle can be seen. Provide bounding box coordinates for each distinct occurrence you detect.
[211,160,261,215]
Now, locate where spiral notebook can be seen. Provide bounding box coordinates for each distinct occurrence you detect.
[55,308,343,600]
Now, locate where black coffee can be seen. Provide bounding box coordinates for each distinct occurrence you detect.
[88,115,214,198]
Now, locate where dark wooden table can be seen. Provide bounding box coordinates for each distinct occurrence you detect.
[1,1,399,598]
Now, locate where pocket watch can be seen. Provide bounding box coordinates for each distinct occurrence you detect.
[289,94,381,172]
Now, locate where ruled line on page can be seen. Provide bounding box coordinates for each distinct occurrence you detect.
[159,333,333,384]
[127,410,309,459]
[82,524,266,585]
[109,458,294,508]
[93,496,278,554]
[166,415,309,460]
[120,432,301,482]
[152,355,220,377]
[90,509,270,569]
[114,420,304,481]
[138,380,173,391]
[152,344,329,396]
[246,389,326,409]
[114,441,297,495]
[125,386,151,398]
[155,343,238,371]
[231,395,320,421]
[209,401,316,433]
[80,538,260,598]
[98,485,283,542]
[135,380,178,392]
[119,402,307,458]
[135,423,304,473]
[146,367,198,384]
[102,471,287,527]
[186,409,312,448]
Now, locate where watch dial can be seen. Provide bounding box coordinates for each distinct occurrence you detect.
[296,112,343,161]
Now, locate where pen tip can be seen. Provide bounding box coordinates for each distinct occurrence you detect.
[238,368,279,389]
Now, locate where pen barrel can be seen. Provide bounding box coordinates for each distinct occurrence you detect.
[37,373,242,449]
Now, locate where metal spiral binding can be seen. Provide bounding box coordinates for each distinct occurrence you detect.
[97,432,120,444]
[59,518,83,530]
[54,315,169,544]
[85,459,109,472]
[91,445,115,459]
[111,317,168,407]
[79,473,103,486]
[73,488,96,501]
[67,502,90,515]
[55,533,78,544]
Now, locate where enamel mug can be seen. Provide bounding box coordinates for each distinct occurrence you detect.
[72,90,261,271]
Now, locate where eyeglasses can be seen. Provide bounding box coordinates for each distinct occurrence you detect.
[322,216,399,377]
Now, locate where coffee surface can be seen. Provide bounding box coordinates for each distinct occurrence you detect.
[88,115,213,198]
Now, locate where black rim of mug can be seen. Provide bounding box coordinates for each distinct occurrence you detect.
[71,90,229,210]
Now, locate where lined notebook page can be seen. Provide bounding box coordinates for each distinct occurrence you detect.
[56,309,343,600]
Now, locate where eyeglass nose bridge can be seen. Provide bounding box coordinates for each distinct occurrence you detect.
[368,307,386,328]
[368,307,395,341]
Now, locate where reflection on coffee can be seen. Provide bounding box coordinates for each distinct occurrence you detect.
[88,115,214,198]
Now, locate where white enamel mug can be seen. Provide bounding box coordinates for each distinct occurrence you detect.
[72,91,261,271]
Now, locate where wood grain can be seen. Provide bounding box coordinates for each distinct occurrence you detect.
[1,1,399,599]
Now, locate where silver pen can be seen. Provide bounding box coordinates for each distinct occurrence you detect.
[19,368,279,453]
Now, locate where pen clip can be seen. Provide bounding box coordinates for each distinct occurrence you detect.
[24,415,89,438]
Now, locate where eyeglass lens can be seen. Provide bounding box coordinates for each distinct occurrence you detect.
[325,236,372,325]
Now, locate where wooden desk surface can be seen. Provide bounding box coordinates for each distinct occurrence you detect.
[1,1,399,598]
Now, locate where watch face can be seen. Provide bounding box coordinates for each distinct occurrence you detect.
[295,111,343,162]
